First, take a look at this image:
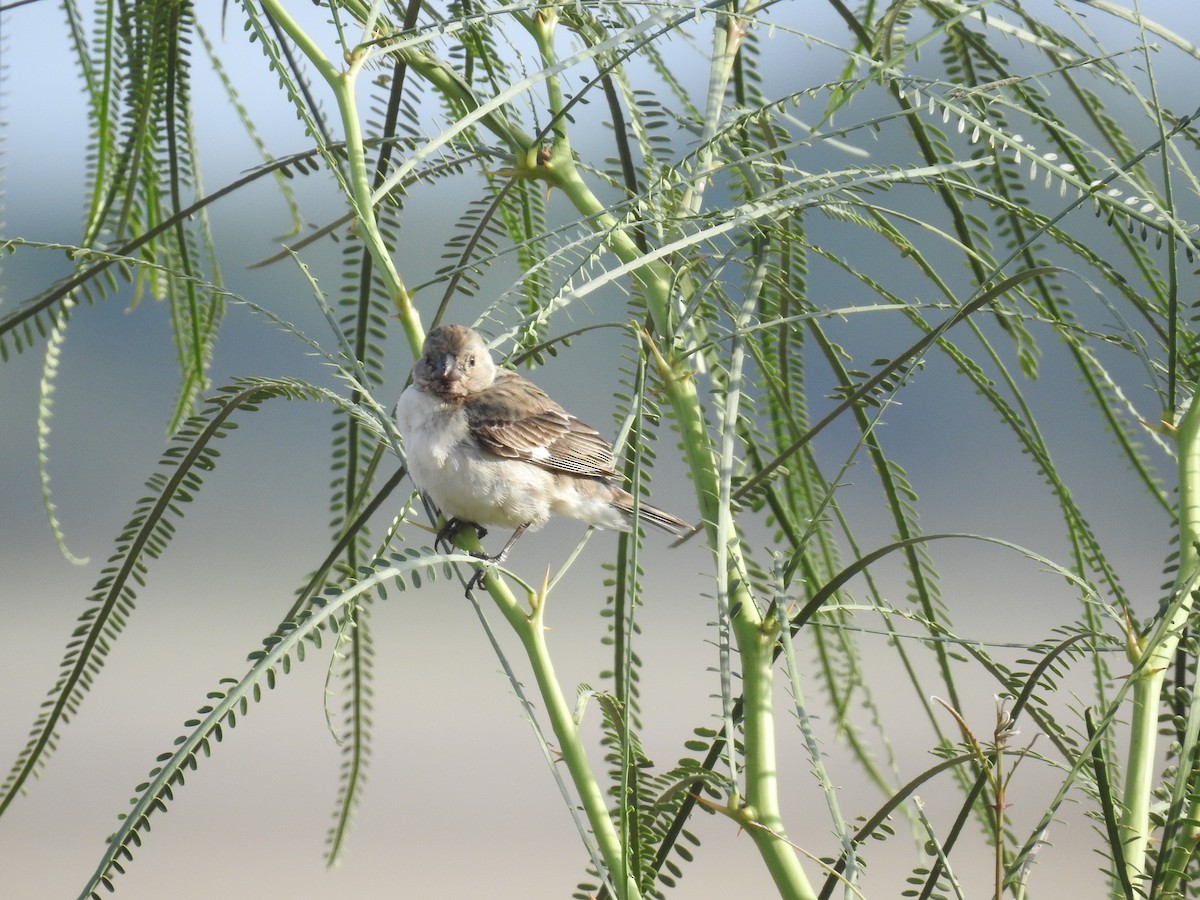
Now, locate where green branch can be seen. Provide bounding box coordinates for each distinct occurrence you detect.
[473,565,641,898]
[1122,396,1200,887]
[526,7,812,895]
[255,0,422,355]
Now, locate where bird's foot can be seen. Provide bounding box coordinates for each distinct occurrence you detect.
[464,545,513,594]
[464,561,491,594]
[434,517,488,553]
[462,524,529,595]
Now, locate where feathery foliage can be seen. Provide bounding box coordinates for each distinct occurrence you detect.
[2,2,1200,897]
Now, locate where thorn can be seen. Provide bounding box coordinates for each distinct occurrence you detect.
[531,565,551,616]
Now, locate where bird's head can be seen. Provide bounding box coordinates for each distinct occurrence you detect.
[412,324,498,399]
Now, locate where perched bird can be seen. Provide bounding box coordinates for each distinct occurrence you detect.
[395,324,688,586]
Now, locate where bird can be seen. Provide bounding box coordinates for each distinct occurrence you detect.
[394,324,689,588]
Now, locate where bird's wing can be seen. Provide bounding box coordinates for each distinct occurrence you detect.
[466,370,617,478]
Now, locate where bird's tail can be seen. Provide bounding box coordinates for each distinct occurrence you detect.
[613,493,690,535]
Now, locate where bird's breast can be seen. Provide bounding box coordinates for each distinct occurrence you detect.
[395,385,558,529]
[395,386,470,468]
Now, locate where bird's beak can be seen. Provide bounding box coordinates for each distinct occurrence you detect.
[433,353,467,396]
[438,354,461,382]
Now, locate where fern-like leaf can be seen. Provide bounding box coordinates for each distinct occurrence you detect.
[0,377,333,818]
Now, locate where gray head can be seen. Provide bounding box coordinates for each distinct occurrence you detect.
[412,324,498,399]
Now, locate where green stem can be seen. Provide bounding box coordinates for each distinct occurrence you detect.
[678,4,751,218]
[994,749,1005,899]
[390,45,534,159]
[1121,395,1200,885]
[256,0,423,356]
[524,619,640,899]
[530,9,811,893]
[527,8,571,153]
[547,161,676,333]
[334,58,421,347]
[735,614,817,898]
[1121,673,1165,883]
[484,578,640,899]
[1158,793,1200,895]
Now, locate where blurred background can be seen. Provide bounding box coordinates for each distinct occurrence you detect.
[1,1,1196,897]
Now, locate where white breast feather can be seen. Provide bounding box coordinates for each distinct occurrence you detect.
[395,385,557,529]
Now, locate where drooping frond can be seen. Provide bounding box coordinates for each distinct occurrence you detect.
[320,66,414,862]
[72,1,224,427]
[35,299,90,567]
[0,377,338,817]
[78,548,466,899]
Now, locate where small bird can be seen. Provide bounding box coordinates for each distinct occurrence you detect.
[394,324,688,587]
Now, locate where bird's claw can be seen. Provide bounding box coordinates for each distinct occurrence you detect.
[465,564,489,594]
[464,549,507,594]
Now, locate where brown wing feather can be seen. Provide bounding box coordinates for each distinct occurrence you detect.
[466,370,617,477]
